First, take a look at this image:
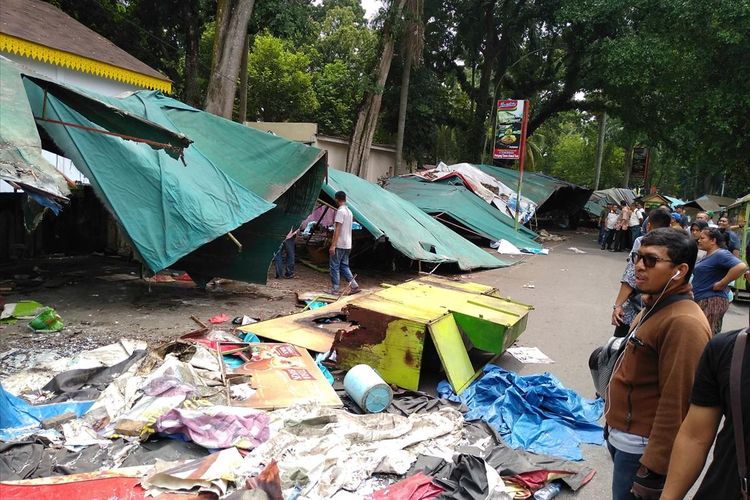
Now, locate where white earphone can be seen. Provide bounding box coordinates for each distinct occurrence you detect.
[671,270,681,280]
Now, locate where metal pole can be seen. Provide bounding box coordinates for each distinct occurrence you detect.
[593,112,607,190]
[515,100,530,232]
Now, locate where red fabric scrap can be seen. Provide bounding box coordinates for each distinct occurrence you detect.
[208,313,230,324]
[368,473,444,500]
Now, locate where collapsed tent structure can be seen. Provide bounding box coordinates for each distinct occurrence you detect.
[472,165,592,224]
[584,188,636,217]
[322,169,507,271]
[0,57,190,213]
[12,61,325,285]
[383,176,541,251]
[408,162,538,224]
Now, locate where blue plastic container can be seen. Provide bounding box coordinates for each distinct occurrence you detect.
[343,364,393,413]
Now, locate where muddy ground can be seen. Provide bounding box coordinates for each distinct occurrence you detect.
[0,253,414,358]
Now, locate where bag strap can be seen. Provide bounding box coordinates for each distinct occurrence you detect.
[731,328,748,500]
[639,293,691,325]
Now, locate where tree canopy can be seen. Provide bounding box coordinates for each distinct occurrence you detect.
[43,0,749,197]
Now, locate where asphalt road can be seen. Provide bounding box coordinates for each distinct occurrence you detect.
[466,230,748,499]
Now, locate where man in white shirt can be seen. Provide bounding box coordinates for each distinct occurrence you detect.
[329,191,360,294]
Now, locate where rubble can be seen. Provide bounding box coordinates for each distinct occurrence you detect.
[0,277,602,500]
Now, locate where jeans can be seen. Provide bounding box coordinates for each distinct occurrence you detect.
[603,229,616,249]
[273,237,295,278]
[598,226,607,246]
[629,225,641,245]
[608,442,642,500]
[330,248,357,291]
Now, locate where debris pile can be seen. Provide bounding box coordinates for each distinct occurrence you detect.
[0,278,602,499]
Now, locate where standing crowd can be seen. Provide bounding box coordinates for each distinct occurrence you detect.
[599,204,749,499]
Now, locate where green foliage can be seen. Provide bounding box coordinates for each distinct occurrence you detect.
[309,5,377,136]
[249,0,318,45]
[246,34,319,122]
[44,0,750,197]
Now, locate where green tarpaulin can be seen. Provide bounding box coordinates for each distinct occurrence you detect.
[384,177,541,250]
[0,59,69,203]
[24,84,325,283]
[1,58,192,207]
[323,170,508,270]
[472,165,592,218]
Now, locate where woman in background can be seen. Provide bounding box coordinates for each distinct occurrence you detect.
[692,228,748,334]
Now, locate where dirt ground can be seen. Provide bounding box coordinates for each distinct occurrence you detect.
[0,254,414,357]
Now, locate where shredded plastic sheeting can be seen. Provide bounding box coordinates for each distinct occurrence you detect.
[437,365,604,461]
[384,177,541,251]
[0,384,93,441]
[323,170,508,270]
[0,59,69,203]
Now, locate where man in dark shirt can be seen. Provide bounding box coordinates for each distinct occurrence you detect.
[718,215,741,256]
[662,328,749,500]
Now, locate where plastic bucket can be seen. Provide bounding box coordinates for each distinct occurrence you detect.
[343,364,393,413]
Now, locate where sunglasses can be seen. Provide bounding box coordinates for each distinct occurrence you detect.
[630,252,673,268]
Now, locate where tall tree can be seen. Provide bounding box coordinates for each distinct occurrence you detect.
[204,0,255,118]
[394,0,424,174]
[345,0,407,177]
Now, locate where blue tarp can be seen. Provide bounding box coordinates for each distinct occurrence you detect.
[0,384,93,441]
[437,365,604,461]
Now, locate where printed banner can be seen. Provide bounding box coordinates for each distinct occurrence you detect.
[494,100,527,160]
[631,147,650,179]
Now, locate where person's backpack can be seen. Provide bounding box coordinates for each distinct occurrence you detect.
[589,293,691,400]
[730,328,748,500]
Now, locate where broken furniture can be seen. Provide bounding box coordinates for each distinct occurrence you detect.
[241,276,533,394]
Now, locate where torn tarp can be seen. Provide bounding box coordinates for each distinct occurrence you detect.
[472,165,592,222]
[24,85,326,283]
[0,384,93,441]
[384,176,541,251]
[437,365,604,461]
[323,170,508,271]
[0,58,68,205]
[155,406,270,450]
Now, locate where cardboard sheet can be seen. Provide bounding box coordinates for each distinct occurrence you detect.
[221,343,342,409]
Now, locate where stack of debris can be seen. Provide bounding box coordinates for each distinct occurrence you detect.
[0,277,602,499]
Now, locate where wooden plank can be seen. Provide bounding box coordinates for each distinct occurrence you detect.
[429,315,475,394]
[239,295,360,352]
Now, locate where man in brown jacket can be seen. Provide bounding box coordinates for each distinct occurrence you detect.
[605,228,711,499]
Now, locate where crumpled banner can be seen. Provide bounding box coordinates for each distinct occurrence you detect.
[156,406,270,450]
[237,404,464,499]
[141,447,243,497]
[437,365,604,461]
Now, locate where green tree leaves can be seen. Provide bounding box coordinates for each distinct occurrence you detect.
[246,34,319,122]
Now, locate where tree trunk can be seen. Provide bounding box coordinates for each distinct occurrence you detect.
[395,51,413,175]
[204,0,255,118]
[182,0,201,107]
[237,33,249,123]
[468,0,498,162]
[593,112,607,190]
[346,0,407,178]
[623,144,633,188]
